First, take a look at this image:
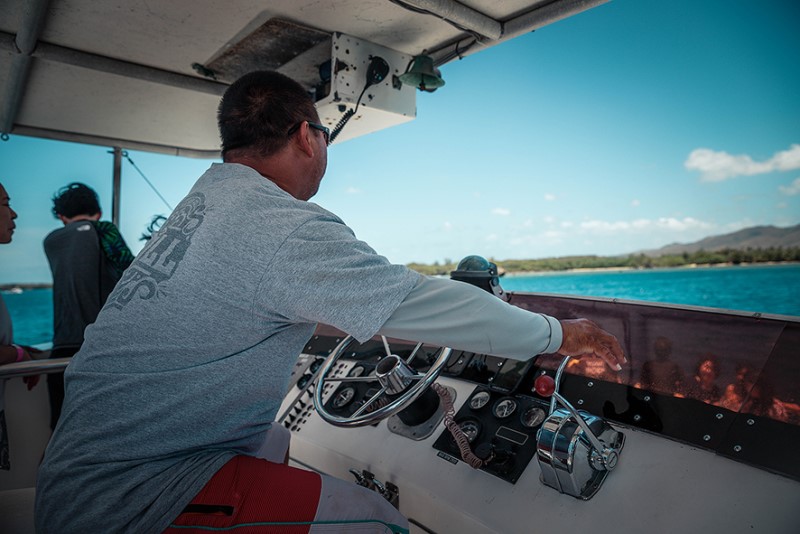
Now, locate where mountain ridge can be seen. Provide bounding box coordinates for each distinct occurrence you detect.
[638,224,800,257]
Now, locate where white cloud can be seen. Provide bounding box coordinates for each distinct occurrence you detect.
[579,220,632,232]
[346,186,362,194]
[656,216,713,231]
[577,217,713,234]
[685,144,800,182]
[544,193,556,201]
[779,177,800,196]
[443,221,453,231]
[773,147,800,171]
[491,208,511,216]
[631,199,640,207]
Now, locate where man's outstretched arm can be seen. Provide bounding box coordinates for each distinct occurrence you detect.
[379,275,626,370]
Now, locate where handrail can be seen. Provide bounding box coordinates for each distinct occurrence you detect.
[0,358,71,380]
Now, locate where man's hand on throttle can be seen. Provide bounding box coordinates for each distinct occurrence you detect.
[558,318,626,371]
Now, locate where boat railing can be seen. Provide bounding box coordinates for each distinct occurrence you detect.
[0,358,71,380]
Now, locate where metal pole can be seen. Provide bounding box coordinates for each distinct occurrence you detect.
[111,147,122,227]
[399,0,502,40]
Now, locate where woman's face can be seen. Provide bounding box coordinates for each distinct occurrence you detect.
[0,183,18,244]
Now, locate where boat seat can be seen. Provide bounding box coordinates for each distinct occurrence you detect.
[0,487,36,534]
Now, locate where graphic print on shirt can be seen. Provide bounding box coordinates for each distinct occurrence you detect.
[107,193,206,309]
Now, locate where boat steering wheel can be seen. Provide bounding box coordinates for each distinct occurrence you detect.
[313,335,452,427]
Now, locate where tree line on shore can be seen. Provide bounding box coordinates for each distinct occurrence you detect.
[3,247,798,289]
[406,247,800,276]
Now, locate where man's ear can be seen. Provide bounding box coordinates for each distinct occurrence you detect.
[294,122,316,158]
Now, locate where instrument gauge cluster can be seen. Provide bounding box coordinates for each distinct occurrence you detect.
[434,387,551,484]
[323,362,379,417]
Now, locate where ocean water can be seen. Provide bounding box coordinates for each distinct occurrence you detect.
[500,263,800,316]
[4,264,799,346]
[3,287,53,346]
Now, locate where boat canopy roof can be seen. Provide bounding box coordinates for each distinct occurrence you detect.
[0,0,607,158]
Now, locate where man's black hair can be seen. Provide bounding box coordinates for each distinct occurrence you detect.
[52,182,101,219]
[217,70,319,160]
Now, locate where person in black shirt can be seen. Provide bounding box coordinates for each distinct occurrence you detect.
[43,182,133,429]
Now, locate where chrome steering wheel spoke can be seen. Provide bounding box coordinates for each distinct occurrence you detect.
[351,387,388,417]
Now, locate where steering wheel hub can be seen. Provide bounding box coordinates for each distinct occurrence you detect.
[376,354,417,394]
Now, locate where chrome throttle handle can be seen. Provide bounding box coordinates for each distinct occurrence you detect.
[534,357,618,471]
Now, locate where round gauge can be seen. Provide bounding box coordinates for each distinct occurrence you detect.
[469,390,491,410]
[332,386,356,408]
[458,419,482,443]
[492,397,518,419]
[521,406,546,428]
[349,365,365,377]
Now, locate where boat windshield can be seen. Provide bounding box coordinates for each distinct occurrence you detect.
[521,294,799,425]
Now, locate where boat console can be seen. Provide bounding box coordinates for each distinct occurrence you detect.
[275,258,800,533]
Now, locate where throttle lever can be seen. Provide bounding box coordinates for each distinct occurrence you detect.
[533,360,619,471]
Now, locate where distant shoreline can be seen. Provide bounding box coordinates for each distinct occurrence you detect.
[501,260,799,277]
[2,261,797,290]
[0,282,52,291]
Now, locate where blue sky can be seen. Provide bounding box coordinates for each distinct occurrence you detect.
[1,0,799,284]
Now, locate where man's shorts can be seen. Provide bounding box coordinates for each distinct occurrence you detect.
[164,454,409,533]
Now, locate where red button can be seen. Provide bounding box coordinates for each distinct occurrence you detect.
[534,375,555,397]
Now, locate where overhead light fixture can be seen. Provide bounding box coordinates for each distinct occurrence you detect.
[399,55,445,92]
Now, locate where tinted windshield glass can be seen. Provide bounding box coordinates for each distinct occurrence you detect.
[515,293,799,426]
